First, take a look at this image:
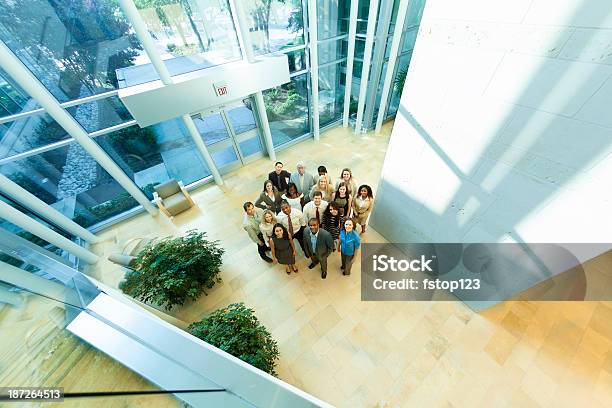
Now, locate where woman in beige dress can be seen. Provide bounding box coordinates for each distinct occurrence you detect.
[309,175,335,202]
[352,184,374,233]
[259,210,277,247]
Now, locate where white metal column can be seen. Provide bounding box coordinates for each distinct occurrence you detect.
[0,261,69,303]
[0,285,23,306]
[343,0,359,128]
[0,41,157,216]
[0,199,99,264]
[118,0,224,185]
[307,0,320,140]
[118,0,173,83]
[181,113,223,182]
[376,0,409,133]
[0,174,100,243]
[228,0,277,159]
[354,0,379,134]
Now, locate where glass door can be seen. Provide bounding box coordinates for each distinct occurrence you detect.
[224,99,264,164]
[192,97,264,174]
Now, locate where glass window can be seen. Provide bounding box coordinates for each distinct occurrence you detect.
[0,0,152,102]
[211,144,239,169]
[405,0,426,29]
[318,39,346,66]
[319,63,345,127]
[238,136,263,157]
[387,52,412,118]
[130,0,241,83]
[356,21,368,34]
[226,103,257,134]
[353,60,364,79]
[243,0,305,55]
[66,96,133,133]
[402,27,419,53]
[264,74,310,146]
[370,61,389,127]
[0,68,37,118]
[317,0,349,40]
[286,49,307,73]
[358,0,371,18]
[1,143,140,228]
[384,35,394,59]
[355,38,366,60]
[389,0,401,34]
[194,112,230,145]
[0,194,69,259]
[340,59,358,119]
[94,119,211,192]
[0,114,71,160]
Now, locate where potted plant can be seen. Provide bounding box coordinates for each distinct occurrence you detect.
[119,230,224,310]
[188,303,280,376]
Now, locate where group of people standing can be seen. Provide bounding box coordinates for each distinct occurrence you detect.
[242,161,374,279]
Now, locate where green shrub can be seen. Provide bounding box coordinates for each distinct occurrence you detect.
[264,84,306,119]
[108,126,157,157]
[188,303,280,376]
[168,43,199,57]
[72,183,156,227]
[349,97,358,115]
[119,230,224,309]
[72,191,138,227]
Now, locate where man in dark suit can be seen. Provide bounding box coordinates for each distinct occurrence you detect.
[303,218,334,279]
[268,161,291,193]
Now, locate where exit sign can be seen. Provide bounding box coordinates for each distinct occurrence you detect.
[213,82,228,97]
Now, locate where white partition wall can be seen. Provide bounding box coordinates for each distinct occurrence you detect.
[370,0,612,254]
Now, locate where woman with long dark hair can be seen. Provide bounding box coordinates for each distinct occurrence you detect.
[322,202,342,251]
[332,182,352,221]
[255,179,283,214]
[270,223,298,274]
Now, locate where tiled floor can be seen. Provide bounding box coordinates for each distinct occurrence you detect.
[89,123,612,408]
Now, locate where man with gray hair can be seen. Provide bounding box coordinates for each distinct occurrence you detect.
[290,161,317,196]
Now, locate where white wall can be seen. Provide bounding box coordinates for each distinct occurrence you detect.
[371,0,612,253]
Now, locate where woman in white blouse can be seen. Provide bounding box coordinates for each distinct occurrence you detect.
[281,182,304,211]
[259,210,278,247]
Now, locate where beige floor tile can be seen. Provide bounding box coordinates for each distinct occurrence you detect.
[592,370,612,406]
[520,365,558,407]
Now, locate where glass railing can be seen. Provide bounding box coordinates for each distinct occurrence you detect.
[0,235,329,408]
[0,256,190,406]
